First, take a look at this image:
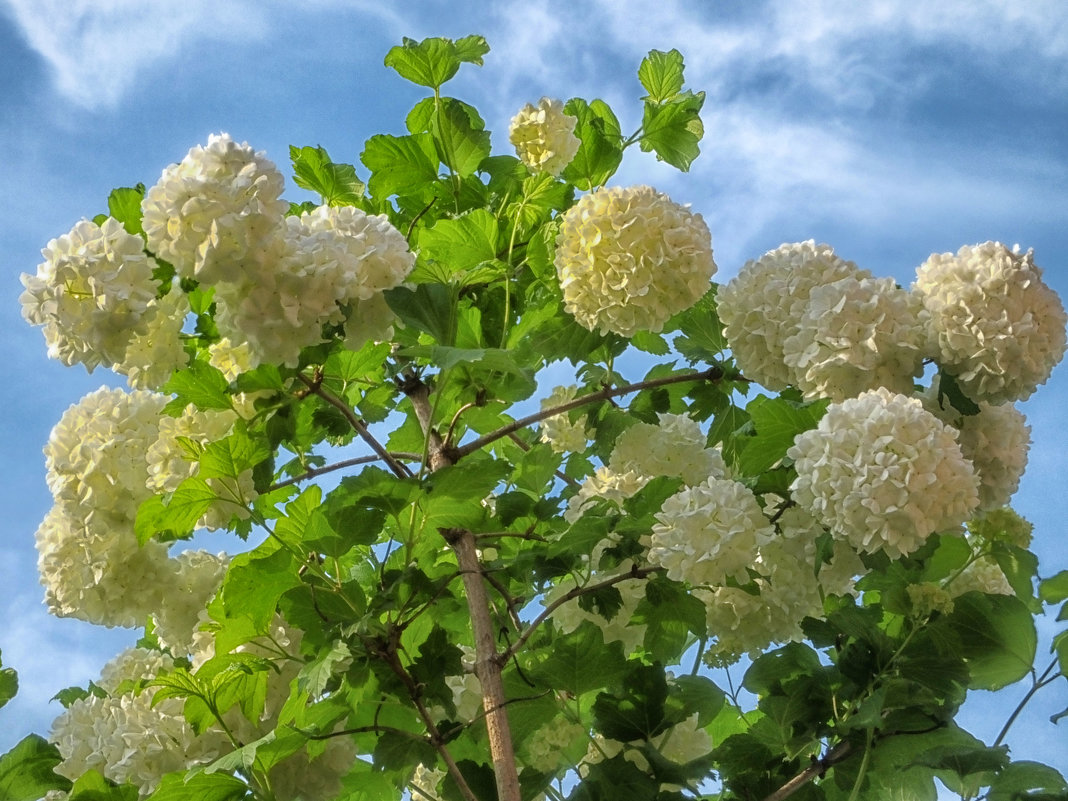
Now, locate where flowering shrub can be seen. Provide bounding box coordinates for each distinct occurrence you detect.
[7,35,1068,801]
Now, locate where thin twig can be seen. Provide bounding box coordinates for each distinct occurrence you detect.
[454,367,725,459]
[406,197,437,241]
[499,564,662,665]
[268,453,422,490]
[993,657,1062,747]
[297,373,413,479]
[762,742,853,801]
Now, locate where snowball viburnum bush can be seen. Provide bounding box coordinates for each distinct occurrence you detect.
[11,34,1068,801]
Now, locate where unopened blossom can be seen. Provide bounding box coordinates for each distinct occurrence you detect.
[907,582,956,617]
[650,477,774,587]
[35,505,170,627]
[967,507,1033,549]
[112,289,190,389]
[782,276,928,401]
[20,217,158,371]
[509,97,581,176]
[719,241,869,390]
[608,412,728,487]
[539,385,590,454]
[50,647,222,795]
[554,185,716,336]
[141,132,287,283]
[45,387,168,521]
[789,388,979,559]
[914,242,1067,403]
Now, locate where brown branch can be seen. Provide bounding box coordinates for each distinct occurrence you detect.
[483,570,524,631]
[401,377,453,471]
[297,373,413,479]
[763,742,853,801]
[268,453,422,490]
[442,527,522,801]
[499,563,662,665]
[454,367,725,459]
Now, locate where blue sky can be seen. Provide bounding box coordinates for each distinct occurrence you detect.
[1,0,1066,779]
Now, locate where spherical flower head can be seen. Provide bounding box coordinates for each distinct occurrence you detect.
[45,387,168,521]
[153,550,229,655]
[141,132,287,284]
[35,505,171,627]
[208,337,258,381]
[914,242,1067,403]
[554,185,716,336]
[788,387,980,559]
[650,477,774,587]
[146,405,239,494]
[539,385,590,454]
[719,241,869,391]
[608,412,728,487]
[925,389,1031,511]
[112,289,191,389]
[20,217,158,370]
[782,276,928,401]
[50,647,221,794]
[966,507,1033,549]
[509,97,581,176]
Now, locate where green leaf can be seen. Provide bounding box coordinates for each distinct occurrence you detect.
[991,542,1039,604]
[432,97,491,177]
[638,49,685,103]
[508,172,572,236]
[297,640,351,698]
[383,35,489,89]
[561,98,624,190]
[935,370,981,416]
[417,209,500,275]
[275,485,341,554]
[593,663,670,742]
[1040,570,1068,604]
[135,476,217,544]
[147,770,249,801]
[0,663,16,710]
[640,91,705,172]
[989,761,1068,801]
[946,592,1036,689]
[910,743,1009,778]
[0,734,69,801]
[671,285,727,361]
[668,675,725,727]
[198,431,271,481]
[570,755,659,801]
[634,577,707,662]
[384,283,456,345]
[220,543,302,634]
[737,395,828,477]
[290,145,364,206]
[524,623,627,696]
[68,769,138,801]
[107,185,146,237]
[360,132,439,199]
[162,360,232,414]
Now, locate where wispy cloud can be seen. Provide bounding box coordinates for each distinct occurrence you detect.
[1,0,273,109]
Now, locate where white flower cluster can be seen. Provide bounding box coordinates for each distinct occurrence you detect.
[950,556,1014,597]
[554,185,716,336]
[142,132,288,283]
[925,389,1031,511]
[151,550,229,655]
[782,276,928,402]
[650,477,774,587]
[267,733,359,801]
[20,217,159,371]
[914,242,1067,404]
[565,413,726,524]
[211,205,412,367]
[718,241,869,391]
[509,97,581,176]
[50,647,223,796]
[112,290,191,389]
[539,385,590,454]
[789,388,979,559]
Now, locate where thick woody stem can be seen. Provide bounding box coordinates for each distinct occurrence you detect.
[445,527,523,801]
[403,376,522,801]
[762,742,853,801]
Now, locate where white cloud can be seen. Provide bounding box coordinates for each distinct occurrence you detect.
[1,0,274,109]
